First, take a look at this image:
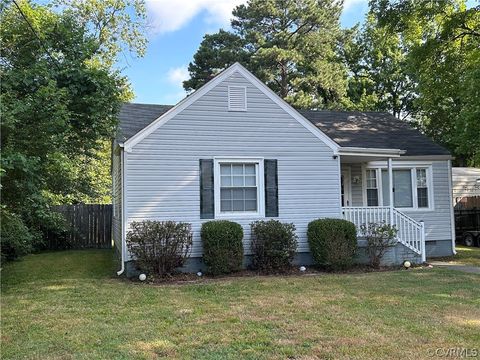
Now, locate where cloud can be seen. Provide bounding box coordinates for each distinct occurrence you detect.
[146,0,246,34]
[343,0,368,11]
[146,0,368,35]
[167,65,189,86]
[164,65,189,103]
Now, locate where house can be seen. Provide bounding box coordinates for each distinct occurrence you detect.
[112,63,455,276]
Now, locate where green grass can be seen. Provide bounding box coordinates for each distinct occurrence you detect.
[2,250,480,359]
[435,245,480,267]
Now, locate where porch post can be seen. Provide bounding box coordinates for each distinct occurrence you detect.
[388,157,394,225]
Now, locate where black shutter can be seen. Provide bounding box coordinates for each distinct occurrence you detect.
[199,159,214,219]
[264,159,278,217]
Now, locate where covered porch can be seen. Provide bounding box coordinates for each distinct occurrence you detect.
[338,147,426,262]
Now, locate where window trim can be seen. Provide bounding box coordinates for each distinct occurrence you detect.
[362,163,434,211]
[214,157,265,218]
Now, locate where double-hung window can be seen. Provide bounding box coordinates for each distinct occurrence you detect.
[366,169,379,206]
[214,159,264,217]
[416,169,429,208]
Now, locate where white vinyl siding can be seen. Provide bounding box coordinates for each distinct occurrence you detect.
[124,71,340,258]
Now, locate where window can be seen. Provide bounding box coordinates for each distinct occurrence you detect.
[416,169,429,208]
[366,169,379,206]
[368,166,432,209]
[214,159,264,216]
[394,169,413,207]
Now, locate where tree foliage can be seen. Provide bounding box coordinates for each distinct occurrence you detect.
[185,0,347,109]
[51,0,147,66]
[370,0,480,165]
[185,0,478,164]
[341,15,416,118]
[0,0,137,256]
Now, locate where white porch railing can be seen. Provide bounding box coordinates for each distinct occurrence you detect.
[342,206,426,262]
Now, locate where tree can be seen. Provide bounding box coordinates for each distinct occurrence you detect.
[51,0,147,66]
[0,1,129,255]
[342,15,416,118]
[371,0,480,165]
[184,0,348,109]
[184,30,249,92]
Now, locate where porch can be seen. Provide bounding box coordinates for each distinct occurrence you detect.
[338,148,427,262]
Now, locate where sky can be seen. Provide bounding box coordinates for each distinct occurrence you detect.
[120,0,370,105]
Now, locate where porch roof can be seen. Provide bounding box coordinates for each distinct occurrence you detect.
[298,110,451,156]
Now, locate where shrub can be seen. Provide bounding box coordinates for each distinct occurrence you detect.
[307,218,357,270]
[126,220,192,277]
[250,220,298,272]
[201,220,244,275]
[360,222,398,268]
[1,210,34,262]
[35,210,69,251]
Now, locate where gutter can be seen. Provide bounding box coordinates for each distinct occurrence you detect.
[338,146,405,157]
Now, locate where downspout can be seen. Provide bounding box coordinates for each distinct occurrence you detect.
[336,154,342,218]
[117,147,126,275]
[388,158,394,225]
[447,160,457,255]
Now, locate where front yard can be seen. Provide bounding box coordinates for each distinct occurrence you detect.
[1,249,480,359]
[436,245,480,267]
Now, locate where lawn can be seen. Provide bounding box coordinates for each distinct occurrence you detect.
[1,250,479,359]
[434,245,480,267]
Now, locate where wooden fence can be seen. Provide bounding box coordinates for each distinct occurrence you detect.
[46,204,112,250]
[455,196,480,210]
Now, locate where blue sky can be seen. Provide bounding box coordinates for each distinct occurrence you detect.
[120,0,369,105]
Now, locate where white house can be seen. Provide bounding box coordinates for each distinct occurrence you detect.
[112,63,455,275]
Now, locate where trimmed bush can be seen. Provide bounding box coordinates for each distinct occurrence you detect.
[201,220,244,275]
[250,220,298,272]
[126,220,192,277]
[307,218,357,270]
[1,210,33,262]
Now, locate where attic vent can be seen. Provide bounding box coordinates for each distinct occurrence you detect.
[228,86,247,111]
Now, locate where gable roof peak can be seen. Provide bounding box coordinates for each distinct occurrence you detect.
[121,61,339,152]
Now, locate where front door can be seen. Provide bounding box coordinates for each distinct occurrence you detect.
[341,169,352,207]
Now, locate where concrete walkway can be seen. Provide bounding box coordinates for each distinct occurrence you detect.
[429,261,480,274]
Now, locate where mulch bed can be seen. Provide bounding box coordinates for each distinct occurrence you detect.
[127,263,432,286]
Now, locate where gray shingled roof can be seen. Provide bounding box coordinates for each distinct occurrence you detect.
[116,103,173,142]
[297,110,450,156]
[117,103,450,156]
